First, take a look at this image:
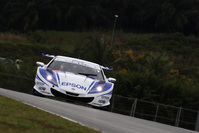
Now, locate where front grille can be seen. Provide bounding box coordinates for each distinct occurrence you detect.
[66,91,79,97]
[50,88,94,103]
[51,88,65,98]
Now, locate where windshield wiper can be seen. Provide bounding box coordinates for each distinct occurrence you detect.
[78,72,97,77]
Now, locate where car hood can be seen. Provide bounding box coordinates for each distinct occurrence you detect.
[56,72,96,94]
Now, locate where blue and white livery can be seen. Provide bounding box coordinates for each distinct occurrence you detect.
[33,54,116,107]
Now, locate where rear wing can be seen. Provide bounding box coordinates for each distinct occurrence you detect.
[101,66,113,70]
[42,53,55,58]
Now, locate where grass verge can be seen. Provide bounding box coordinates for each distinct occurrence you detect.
[0,95,101,133]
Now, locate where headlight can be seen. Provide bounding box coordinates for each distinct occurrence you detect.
[45,71,58,86]
[96,86,103,92]
[89,84,106,93]
[47,75,52,80]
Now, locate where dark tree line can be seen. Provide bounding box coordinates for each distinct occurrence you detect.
[0,0,199,35]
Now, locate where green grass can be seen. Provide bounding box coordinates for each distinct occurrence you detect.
[0,95,101,133]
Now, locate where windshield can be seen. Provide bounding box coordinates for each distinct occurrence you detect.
[48,60,104,81]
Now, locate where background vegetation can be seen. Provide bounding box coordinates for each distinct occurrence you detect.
[0,0,199,110]
[0,31,199,110]
[0,0,199,35]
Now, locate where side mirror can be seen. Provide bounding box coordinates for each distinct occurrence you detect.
[36,62,44,67]
[108,77,116,82]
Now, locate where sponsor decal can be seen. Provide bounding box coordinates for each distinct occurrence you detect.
[98,100,106,104]
[71,60,89,67]
[101,95,109,100]
[38,87,50,94]
[39,87,46,91]
[61,82,87,90]
[37,82,45,86]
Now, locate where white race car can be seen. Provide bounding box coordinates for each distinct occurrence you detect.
[33,54,116,107]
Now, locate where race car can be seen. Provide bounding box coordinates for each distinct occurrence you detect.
[33,54,116,107]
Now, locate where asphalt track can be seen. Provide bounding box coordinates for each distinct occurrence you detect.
[0,88,198,133]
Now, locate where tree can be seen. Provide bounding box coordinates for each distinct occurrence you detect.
[126,0,163,32]
[75,33,114,65]
[155,0,199,34]
[2,0,52,31]
[65,0,113,31]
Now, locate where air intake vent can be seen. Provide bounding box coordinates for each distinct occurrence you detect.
[50,88,94,103]
[66,91,79,97]
[51,88,65,98]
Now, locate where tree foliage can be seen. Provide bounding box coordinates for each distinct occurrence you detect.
[0,0,199,35]
[0,31,199,109]
[111,49,199,109]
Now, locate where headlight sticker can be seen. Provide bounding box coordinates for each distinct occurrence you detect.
[45,70,58,87]
[88,82,108,94]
